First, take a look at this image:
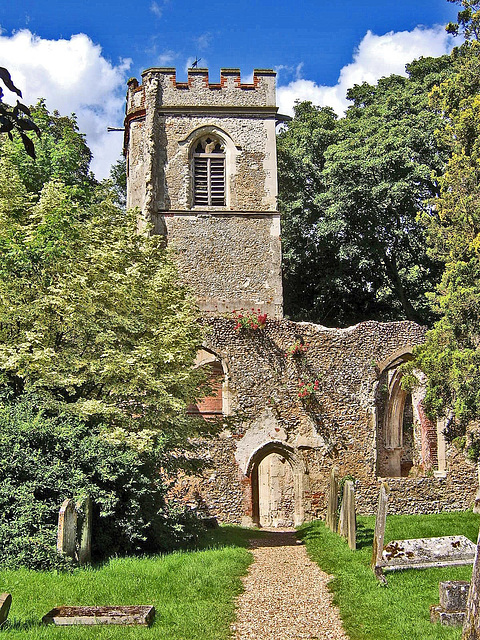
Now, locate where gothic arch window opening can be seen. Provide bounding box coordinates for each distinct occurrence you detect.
[192,136,226,206]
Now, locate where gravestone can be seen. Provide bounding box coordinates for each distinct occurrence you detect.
[371,482,389,572]
[326,466,339,532]
[463,530,480,639]
[431,581,470,626]
[382,536,476,571]
[0,593,12,626]
[76,496,92,565]
[338,480,356,550]
[42,605,155,627]
[57,499,77,559]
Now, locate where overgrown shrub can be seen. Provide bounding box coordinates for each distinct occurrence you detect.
[0,394,202,570]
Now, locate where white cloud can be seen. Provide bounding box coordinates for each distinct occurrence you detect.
[157,50,177,66]
[0,29,131,178]
[277,26,455,117]
[150,0,169,19]
[194,33,212,51]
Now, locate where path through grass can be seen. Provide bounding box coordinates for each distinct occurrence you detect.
[0,526,261,640]
[300,511,480,640]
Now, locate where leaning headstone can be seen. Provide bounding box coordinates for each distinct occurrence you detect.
[57,498,77,559]
[382,536,476,571]
[0,593,12,626]
[76,496,92,565]
[326,466,339,532]
[463,530,480,639]
[431,581,469,626]
[371,482,389,572]
[338,480,356,550]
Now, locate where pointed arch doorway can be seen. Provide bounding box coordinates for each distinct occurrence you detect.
[246,442,306,528]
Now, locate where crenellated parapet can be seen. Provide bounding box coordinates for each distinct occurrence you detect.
[126,68,276,116]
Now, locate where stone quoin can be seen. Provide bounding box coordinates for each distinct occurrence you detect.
[124,66,476,527]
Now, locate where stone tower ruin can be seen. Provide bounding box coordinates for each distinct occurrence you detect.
[125,67,283,317]
[124,67,476,527]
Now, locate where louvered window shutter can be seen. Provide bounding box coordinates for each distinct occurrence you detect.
[194,155,225,206]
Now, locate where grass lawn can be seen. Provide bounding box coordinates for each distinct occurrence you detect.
[0,526,261,639]
[299,511,480,640]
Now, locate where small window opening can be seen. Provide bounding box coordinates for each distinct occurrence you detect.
[193,136,225,206]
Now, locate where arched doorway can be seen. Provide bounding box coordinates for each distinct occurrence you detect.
[246,442,305,528]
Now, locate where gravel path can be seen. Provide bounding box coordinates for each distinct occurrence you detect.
[231,529,350,640]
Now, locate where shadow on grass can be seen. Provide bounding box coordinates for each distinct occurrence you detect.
[3,618,41,631]
[356,522,374,549]
[297,520,374,550]
[197,525,268,550]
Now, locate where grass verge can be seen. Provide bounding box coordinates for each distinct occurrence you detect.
[0,525,262,639]
[299,511,479,640]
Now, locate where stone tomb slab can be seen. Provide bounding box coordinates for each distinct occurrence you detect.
[382,536,476,571]
[42,605,155,627]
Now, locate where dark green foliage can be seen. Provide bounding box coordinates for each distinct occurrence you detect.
[408,43,480,454]
[0,68,40,159]
[278,55,454,326]
[446,0,480,40]
[0,393,202,570]
[277,102,340,322]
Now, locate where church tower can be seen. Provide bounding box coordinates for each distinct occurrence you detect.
[124,67,283,318]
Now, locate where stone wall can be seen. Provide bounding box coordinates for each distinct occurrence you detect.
[188,318,477,524]
[163,213,282,315]
[124,67,282,317]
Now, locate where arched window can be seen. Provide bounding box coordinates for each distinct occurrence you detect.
[192,136,225,206]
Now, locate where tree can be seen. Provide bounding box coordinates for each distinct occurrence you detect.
[0,99,95,197]
[446,0,480,40]
[0,161,207,446]
[321,55,453,325]
[278,55,454,326]
[277,102,338,322]
[407,42,480,445]
[0,67,40,158]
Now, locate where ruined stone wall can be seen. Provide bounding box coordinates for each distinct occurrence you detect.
[191,318,477,524]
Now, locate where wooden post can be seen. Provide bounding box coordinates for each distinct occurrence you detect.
[326,466,339,532]
[462,529,480,639]
[338,480,356,550]
[76,496,92,565]
[57,499,77,559]
[372,482,389,570]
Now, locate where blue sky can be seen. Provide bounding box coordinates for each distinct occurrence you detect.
[0,1,460,177]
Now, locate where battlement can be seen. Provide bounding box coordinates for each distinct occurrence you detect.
[126,67,277,114]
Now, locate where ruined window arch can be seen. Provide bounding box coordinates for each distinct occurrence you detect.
[192,135,226,206]
[187,348,231,419]
[376,357,442,478]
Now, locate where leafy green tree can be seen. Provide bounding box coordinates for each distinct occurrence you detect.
[408,41,480,440]
[0,100,95,196]
[0,157,207,449]
[321,55,453,325]
[0,67,40,158]
[278,56,454,326]
[446,0,480,40]
[277,102,339,322]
